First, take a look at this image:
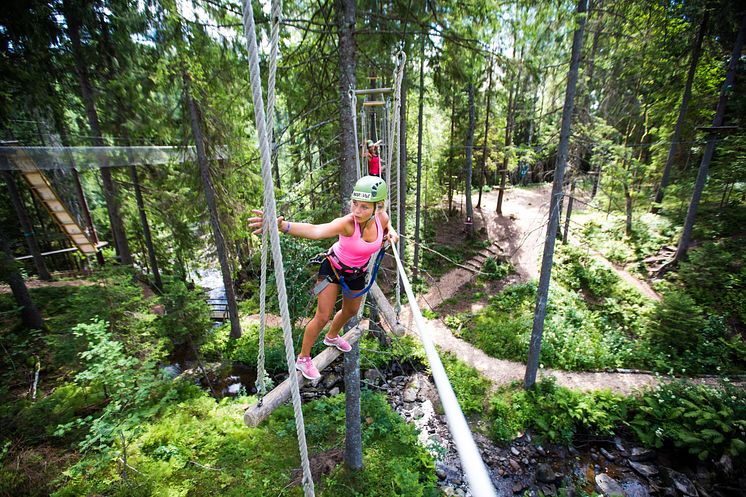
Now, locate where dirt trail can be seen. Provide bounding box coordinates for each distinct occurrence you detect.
[399,186,663,395]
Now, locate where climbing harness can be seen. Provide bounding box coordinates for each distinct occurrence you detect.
[309,244,387,298]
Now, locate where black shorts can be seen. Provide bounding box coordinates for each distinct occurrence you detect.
[318,258,366,291]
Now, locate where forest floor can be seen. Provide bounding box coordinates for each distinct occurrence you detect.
[398,185,672,395]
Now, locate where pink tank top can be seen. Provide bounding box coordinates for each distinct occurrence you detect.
[368,155,380,175]
[331,214,383,269]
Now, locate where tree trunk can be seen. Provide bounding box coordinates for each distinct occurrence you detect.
[343,321,362,470]
[652,12,708,212]
[184,72,242,340]
[0,227,44,329]
[129,166,162,291]
[562,179,576,244]
[447,95,456,213]
[464,83,476,239]
[62,0,131,266]
[413,37,425,283]
[2,170,52,280]
[337,0,357,208]
[496,81,514,215]
[525,0,587,390]
[675,16,745,263]
[477,55,494,209]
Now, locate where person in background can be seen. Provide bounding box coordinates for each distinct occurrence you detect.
[364,139,382,177]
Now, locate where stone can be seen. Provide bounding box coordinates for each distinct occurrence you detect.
[522,458,529,466]
[715,454,733,476]
[613,436,626,453]
[541,484,556,496]
[363,369,383,385]
[402,376,420,402]
[512,482,527,493]
[328,387,340,396]
[536,445,547,456]
[509,459,521,473]
[600,448,616,461]
[591,452,600,462]
[535,463,556,483]
[665,469,698,496]
[630,447,655,462]
[595,473,625,497]
[629,460,659,478]
[510,446,520,456]
[323,373,339,389]
[622,479,651,497]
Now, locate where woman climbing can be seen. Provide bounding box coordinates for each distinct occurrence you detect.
[363,139,382,177]
[248,175,398,380]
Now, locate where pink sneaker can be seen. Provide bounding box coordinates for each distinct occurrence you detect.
[323,335,352,353]
[295,356,320,380]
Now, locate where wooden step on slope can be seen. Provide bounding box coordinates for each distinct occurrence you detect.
[10,151,100,257]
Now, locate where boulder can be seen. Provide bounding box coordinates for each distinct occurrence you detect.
[630,447,655,462]
[629,460,659,478]
[535,463,556,483]
[595,473,625,497]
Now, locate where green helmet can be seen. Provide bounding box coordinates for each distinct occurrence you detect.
[351,175,387,203]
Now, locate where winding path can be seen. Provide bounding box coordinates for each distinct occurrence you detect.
[398,187,661,395]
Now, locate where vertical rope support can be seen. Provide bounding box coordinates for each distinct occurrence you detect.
[350,89,361,180]
[256,0,282,405]
[384,99,392,207]
[360,106,367,176]
[390,243,498,497]
[240,2,315,496]
[391,52,406,311]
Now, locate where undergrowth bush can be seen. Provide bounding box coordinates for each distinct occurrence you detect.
[53,390,437,497]
[462,282,638,371]
[628,380,746,463]
[441,352,491,415]
[488,378,626,445]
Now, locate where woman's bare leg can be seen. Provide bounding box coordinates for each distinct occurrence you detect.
[300,280,338,357]
[326,294,363,339]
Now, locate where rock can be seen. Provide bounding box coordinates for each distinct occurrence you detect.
[664,468,698,496]
[536,463,556,483]
[363,369,383,385]
[622,479,651,497]
[512,482,527,493]
[509,459,521,473]
[511,446,520,456]
[630,447,655,462]
[613,436,626,453]
[323,373,339,389]
[402,376,420,402]
[328,387,340,396]
[715,454,733,477]
[436,464,448,480]
[629,460,659,478]
[591,452,600,462]
[540,484,556,496]
[600,448,616,461]
[522,458,529,466]
[595,473,625,497]
[536,445,547,456]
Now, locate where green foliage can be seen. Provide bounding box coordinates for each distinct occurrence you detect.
[157,277,212,345]
[487,378,627,445]
[53,391,437,497]
[480,257,513,281]
[54,319,181,455]
[462,282,639,371]
[441,352,491,415]
[359,335,427,372]
[677,238,746,328]
[628,381,746,462]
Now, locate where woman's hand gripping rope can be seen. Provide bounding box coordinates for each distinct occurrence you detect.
[248,209,288,235]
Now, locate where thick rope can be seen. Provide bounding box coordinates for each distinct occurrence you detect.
[389,242,497,497]
[391,52,406,313]
[240,2,315,496]
[256,0,282,404]
[349,88,361,180]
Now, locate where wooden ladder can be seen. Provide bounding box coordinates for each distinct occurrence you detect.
[10,151,100,257]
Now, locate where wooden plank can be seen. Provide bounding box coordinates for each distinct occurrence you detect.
[369,282,406,336]
[244,326,363,427]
